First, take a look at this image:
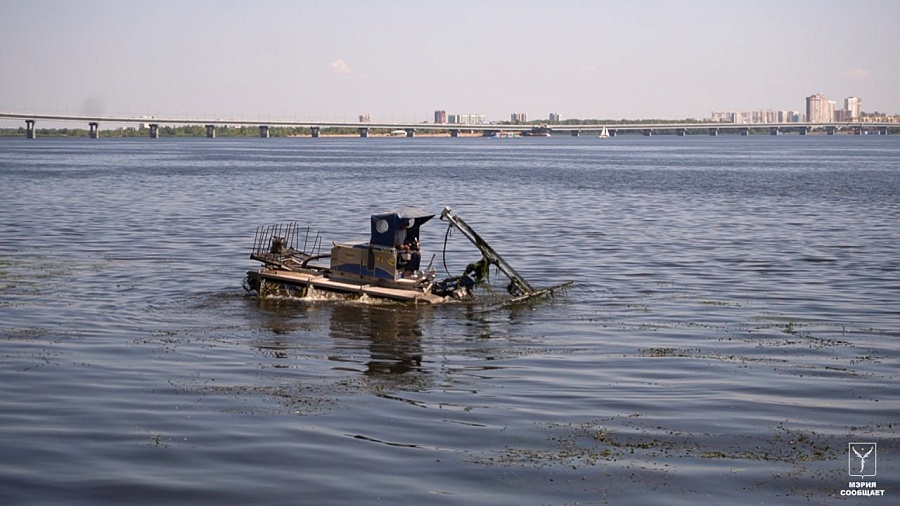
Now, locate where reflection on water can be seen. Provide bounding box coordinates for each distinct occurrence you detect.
[327,303,425,376]
[250,298,494,380]
[253,298,430,377]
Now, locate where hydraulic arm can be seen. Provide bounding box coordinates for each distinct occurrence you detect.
[440,206,534,295]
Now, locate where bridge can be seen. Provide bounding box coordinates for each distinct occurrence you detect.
[1,111,894,139]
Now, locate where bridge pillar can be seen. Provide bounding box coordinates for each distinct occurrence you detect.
[89,122,100,139]
[310,126,320,138]
[739,128,750,136]
[259,125,269,138]
[570,130,580,137]
[358,128,369,138]
[25,119,36,139]
[799,126,808,135]
[450,129,459,138]
[149,124,159,138]
[770,127,780,135]
[205,125,216,138]
[609,129,617,137]
[826,126,836,135]
[708,128,718,136]
[642,129,652,137]
[405,129,415,138]
[878,126,888,135]
[676,128,686,137]
[852,126,862,135]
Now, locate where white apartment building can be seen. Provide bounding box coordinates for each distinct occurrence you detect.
[844,97,861,121]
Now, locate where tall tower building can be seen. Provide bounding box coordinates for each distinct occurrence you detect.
[844,97,861,121]
[806,93,833,123]
[434,110,447,124]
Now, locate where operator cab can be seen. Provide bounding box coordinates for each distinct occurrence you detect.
[329,208,434,282]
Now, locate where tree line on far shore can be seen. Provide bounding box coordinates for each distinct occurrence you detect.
[0,125,353,137]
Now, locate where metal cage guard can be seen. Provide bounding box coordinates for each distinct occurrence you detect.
[249,222,323,269]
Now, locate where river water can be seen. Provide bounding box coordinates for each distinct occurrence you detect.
[1,135,897,504]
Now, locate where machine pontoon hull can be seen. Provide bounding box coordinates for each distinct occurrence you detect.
[244,207,570,305]
[245,268,446,304]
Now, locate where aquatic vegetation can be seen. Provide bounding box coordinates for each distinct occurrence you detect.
[476,416,840,471]
[638,347,700,358]
[699,299,741,307]
[137,427,169,448]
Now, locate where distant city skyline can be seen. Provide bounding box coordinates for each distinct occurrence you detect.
[707,93,877,125]
[2,0,898,128]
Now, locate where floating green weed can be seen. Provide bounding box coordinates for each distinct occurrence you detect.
[476,416,841,470]
[699,300,740,307]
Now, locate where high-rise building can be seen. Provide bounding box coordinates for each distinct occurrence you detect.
[448,114,486,125]
[776,110,803,123]
[359,114,371,123]
[844,97,861,121]
[549,113,560,122]
[806,93,834,123]
[511,112,527,124]
[434,110,447,124]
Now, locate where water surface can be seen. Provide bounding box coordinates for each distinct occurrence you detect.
[1,135,898,504]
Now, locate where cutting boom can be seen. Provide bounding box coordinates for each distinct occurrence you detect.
[440,207,535,295]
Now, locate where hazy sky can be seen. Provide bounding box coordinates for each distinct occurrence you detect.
[2,0,898,124]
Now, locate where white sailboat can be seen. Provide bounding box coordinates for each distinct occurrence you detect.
[598,126,610,139]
